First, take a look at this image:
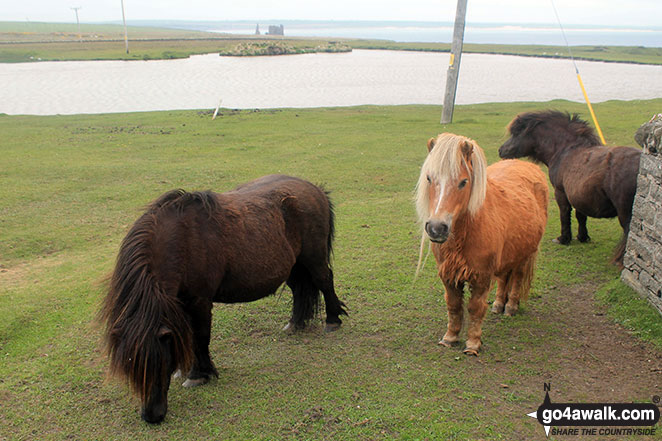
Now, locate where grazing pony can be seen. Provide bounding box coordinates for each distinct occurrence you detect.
[499,110,641,266]
[100,175,347,424]
[416,133,548,355]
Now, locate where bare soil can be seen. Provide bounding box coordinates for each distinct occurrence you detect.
[479,280,662,440]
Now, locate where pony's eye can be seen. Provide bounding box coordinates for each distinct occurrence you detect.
[458,179,468,189]
[426,175,431,183]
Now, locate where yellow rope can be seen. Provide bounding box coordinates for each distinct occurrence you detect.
[551,0,607,145]
[576,73,606,144]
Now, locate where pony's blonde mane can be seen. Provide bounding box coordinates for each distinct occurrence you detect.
[415,133,487,223]
[414,133,488,277]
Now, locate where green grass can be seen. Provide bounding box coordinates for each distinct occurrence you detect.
[0,21,215,41]
[0,36,346,63]
[0,21,348,62]
[219,41,351,56]
[596,279,662,345]
[0,100,661,439]
[347,40,662,65]
[0,21,660,64]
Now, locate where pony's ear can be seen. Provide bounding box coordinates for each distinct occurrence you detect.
[460,140,473,159]
[157,326,173,339]
[427,137,436,152]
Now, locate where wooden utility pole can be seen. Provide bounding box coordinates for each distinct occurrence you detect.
[121,0,129,54]
[71,7,82,42]
[441,0,468,124]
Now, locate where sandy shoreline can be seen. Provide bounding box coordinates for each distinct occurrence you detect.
[0,50,661,115]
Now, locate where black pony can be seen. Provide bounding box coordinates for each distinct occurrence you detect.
[100,175,347,424]
[499,111,640,265]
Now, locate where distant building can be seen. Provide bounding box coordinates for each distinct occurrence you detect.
[267,25,284,36]
[255,24,260,35]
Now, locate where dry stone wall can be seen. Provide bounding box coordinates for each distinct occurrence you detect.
[621,114,662,315]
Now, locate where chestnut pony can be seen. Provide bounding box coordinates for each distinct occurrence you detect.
[416,133,548,355]
[100,175,347,424]
[499,111,641,265]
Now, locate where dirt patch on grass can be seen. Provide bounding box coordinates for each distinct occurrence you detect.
[467,279,662,439]
[0,255,65,287]
[532,281,661,400]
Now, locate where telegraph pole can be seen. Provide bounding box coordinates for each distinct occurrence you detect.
[121,0,129,54]
[71,7,82,42]
[441,0,468,124]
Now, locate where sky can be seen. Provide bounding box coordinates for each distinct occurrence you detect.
[2,0,661,27]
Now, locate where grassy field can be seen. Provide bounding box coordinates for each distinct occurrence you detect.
[1,21,661,64]
[0,21,222,42]
[0,21,343,62]
[347,40,662,66]
[1,100,661,440]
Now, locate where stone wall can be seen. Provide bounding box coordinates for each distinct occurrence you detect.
[621,114,662,315]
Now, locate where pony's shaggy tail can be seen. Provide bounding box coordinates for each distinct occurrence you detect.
[288,263,321,327]
[611,230,628,269]
[288,190,343,328]
[326,191,335,262]
[516,248,539,303]
[99,205,193,402]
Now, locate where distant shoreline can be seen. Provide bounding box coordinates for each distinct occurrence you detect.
[0,21,660,65]
[347,41,662,66]
[1,37,660,66]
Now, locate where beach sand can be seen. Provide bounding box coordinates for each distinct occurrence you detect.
[0,50,660,115]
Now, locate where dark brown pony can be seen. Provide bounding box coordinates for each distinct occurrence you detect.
[100,175,347,424]
[416,133,548,355]
[499,110,641,265]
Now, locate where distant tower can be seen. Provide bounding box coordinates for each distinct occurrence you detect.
[255,24,260,35]
[267,25,284,36]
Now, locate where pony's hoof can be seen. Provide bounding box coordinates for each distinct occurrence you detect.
[491,302,505,314]
[577,235,591,243]
[324,322,341,333]
[504,305,518,316]
[182,377,209,388]
[282,321,296,333]
[552,237,570,245]
[438,338,459,348]
[173,370,183,379]
[463,348,479,356]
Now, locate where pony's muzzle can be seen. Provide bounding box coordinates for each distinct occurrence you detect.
[141,402,167,425]
[498,141,515,159]
[425,220,450,243]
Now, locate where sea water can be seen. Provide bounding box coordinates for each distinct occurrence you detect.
[197,20,662,47]
[2,50,661,115]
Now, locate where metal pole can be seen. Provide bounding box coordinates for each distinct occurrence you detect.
[441,0,468,124]
[71,7,82,42]
[121,0,129,54]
